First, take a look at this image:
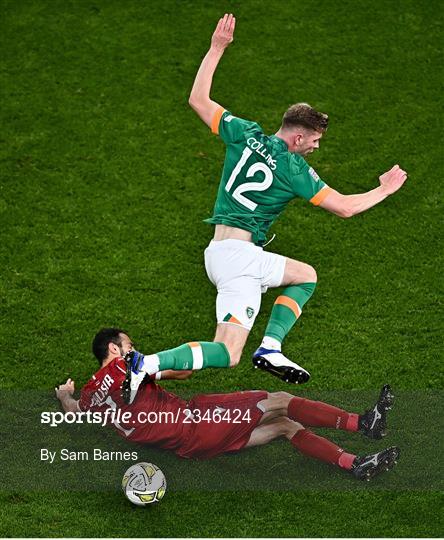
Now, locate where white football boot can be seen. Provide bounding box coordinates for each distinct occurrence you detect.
[252,347,310,384]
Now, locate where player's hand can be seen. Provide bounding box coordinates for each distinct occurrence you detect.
[211,13,236,51]
[55,378,75,399]
[379,165,408,195]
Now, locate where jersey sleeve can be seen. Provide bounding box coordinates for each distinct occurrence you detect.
[289,157,333,205]
[211,107,260,144]
[78,379,95,412]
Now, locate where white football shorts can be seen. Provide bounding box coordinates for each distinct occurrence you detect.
[204,239,286,330]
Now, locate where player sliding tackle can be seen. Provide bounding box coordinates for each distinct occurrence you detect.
[186,14,408,384]
[56,328,400,481]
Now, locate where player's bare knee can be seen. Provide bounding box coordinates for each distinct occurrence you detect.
[275,417,302,438]
[295,263,317,284]
[307,265,317,283]
[282,419,304,439]
[270,391,294,408]
[285,259,317,285]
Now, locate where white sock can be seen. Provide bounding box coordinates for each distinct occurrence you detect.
[141,354,160,375]
[261,336,282,351]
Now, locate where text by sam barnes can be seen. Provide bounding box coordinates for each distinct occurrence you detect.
[40,448,138,463]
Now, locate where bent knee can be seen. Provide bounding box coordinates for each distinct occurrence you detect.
[260,391,294,411]
[281,418,304,438]
[307,265,317,283]
[275,417,303,437]
[285,259,317,285]
[299,264,317,284]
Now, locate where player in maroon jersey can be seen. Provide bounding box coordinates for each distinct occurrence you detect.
[55,328,400,480]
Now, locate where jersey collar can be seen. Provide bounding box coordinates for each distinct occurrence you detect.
[270,134,289,151]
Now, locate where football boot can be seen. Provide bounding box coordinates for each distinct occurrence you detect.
[121,351,148,405]
[252,347,310,384]
[359,384,394,439]
[352,446,400,481]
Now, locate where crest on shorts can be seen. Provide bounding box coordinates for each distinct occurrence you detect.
[246,307,255,319]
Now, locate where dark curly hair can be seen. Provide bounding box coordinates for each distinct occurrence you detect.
[92,327,127,366]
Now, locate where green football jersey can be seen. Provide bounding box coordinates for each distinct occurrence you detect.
[205,108,331,246]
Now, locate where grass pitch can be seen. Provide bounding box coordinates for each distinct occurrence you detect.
[0,0,442,537]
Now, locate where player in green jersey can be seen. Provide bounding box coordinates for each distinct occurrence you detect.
[188,14,408,384]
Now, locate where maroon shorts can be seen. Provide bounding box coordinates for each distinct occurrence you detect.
[176,390,267,459]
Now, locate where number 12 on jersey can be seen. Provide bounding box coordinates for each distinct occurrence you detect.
[225,147,274,211]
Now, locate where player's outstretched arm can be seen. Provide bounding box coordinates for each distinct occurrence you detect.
[188,13,236,127]
[319,165,408,218]
[55,378,79,413]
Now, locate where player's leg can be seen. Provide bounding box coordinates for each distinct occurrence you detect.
[208,276,260,366]
[205,240,262,366]
[213,323,249,367]
[247,404,382,463]
[246,409,400,481]
[207,239,310,375]
[245,416,303,447]
[122,341,231,404]
[128,341,231,374]
[258,391,359,432]
[215,283,311,376]
[257,386,394,439]
[254,255,316,383]
[266,257,318,344]
[288,426,400,481]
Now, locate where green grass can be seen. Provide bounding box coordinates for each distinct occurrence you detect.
[0,0,442,537]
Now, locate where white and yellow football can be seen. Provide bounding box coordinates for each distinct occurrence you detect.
[122,462,167,506]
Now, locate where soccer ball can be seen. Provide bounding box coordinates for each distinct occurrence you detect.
[122,462,167,506]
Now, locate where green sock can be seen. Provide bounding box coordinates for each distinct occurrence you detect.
[264,282,316,342]
[157,341,230,371]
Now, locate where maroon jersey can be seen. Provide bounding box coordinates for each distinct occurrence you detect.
[79,358,266,459]
[78,357,187,450]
